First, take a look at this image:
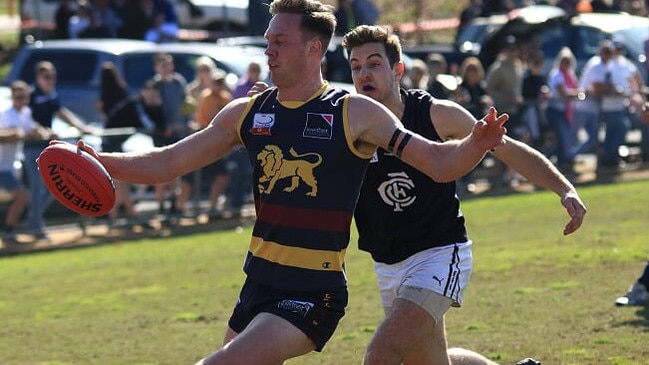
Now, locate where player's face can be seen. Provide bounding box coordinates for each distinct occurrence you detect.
[264,13,309,87]
[348,42,400,104]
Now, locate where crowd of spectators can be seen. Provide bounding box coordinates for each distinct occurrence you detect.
[6,0,649,240]
[403,31,649,192]
[54,0,181,42]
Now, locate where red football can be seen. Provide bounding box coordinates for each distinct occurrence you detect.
[37,143,116,217]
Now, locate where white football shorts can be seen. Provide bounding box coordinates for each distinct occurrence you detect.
[374,241,473,321]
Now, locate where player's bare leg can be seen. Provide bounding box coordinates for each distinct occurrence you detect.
[195,313,316,365]
[364,298,450,365]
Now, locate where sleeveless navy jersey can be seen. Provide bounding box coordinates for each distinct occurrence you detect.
[354,89,468,264]
[238,84,372,291]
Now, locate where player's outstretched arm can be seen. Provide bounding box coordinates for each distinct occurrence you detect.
[490,138,587,235]
[350,96,508,182]
[74,99,248,185]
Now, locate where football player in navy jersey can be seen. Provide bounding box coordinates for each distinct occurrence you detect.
[342,25,586,365]
[68,1,508,364]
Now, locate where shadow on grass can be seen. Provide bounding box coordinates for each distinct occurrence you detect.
[614,306,649,330]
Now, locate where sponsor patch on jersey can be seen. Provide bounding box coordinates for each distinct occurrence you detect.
[250,113,275,135]
[303,113,333,139]
[277,299,315,317]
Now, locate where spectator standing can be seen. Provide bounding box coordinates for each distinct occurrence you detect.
[457,0,485,41]
[228,61,264,216]
[118,0,153,40]
[545,47,580,174]
[186,56,219,109]
[486,36,524,135]
[521,49,549,152]
[91,0,123,38]
[98,62,152,223]
[248,0,273,36]
[139,80,165,136]
[24,61,93,241]
[573,46,605,159]
[151,53,188,216]
[595,40,633,170]
[426,52,456,99]
[454,56,493,195]
[334,0,379,36]
[54,0,75,39]
[178,69,233,215]
[68,2,93,39]
[401,58,429,90]
[233,61,263,98]
[455,56,492,119]
[485,36,525,186]
[144,0,179,43]
[612,40,648,163]
[0,82,48,247]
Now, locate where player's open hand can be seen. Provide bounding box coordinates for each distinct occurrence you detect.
[471,107,508,152]
[247,81,270,97]
[75,140,100,160]
[561,190,587,235]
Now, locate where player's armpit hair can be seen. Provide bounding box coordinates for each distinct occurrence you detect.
[388,129,401,153]
[395,131,413,158]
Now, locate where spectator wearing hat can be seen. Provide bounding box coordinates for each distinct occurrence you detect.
[177,69,233,215]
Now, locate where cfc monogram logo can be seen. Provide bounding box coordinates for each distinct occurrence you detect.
[377,172,416,212]
[256,145,323,196]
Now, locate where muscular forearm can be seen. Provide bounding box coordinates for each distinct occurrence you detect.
[98,148,179,185]
[493,139,575,196]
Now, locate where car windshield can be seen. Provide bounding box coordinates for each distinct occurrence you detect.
[122,53,218,91]
[16,51,98,86]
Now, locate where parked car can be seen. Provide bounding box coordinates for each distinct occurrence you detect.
[480,6,649,80]
[2,38,269,123]
[404,5,649,81]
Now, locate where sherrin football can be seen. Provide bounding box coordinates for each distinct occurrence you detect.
[37,143,116,217]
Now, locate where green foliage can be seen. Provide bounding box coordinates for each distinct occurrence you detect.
[1,180,649,364]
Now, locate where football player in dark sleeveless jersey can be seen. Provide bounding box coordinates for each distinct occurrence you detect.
[342,25,586,365]
[68,1,508,364]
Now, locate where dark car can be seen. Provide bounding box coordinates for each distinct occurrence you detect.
[405,5,649,81]
[480,6,649,80]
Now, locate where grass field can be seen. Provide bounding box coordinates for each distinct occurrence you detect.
[1,179,648,364]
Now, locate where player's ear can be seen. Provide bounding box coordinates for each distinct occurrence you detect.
[308,37,323,55]
[394,61,406,80]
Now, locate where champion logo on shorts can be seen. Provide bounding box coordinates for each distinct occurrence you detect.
[278,299,315,317]
[303,113,333,139]
[250,113,275,135]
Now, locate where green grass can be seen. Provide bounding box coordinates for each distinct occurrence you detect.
[1,180,649,364]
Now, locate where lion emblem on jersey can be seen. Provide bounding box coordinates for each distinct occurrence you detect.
[256,145,323,196]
